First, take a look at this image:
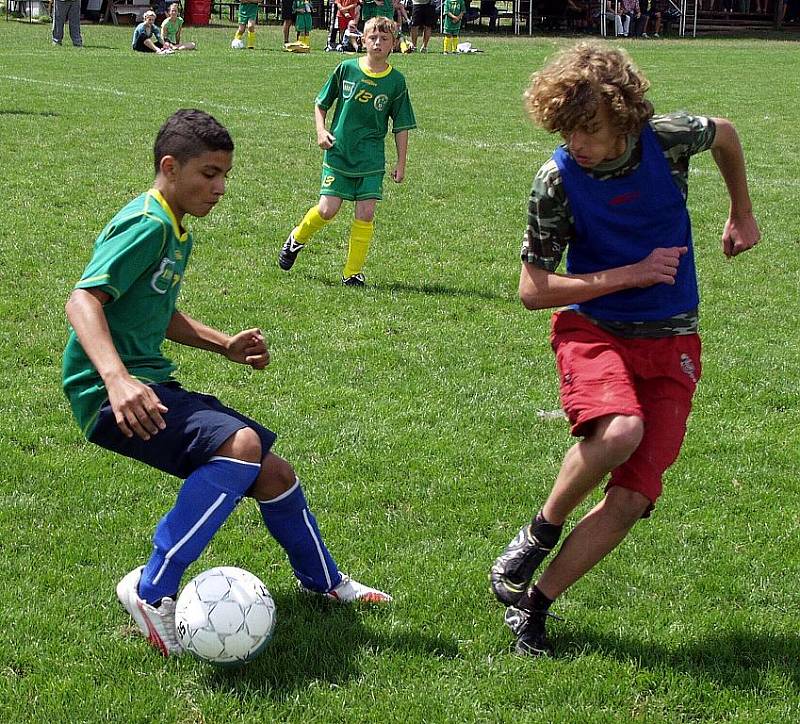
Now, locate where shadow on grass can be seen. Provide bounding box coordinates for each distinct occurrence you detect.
[560,625,800,692]
[302,273,515,303]
[204,592,459,698]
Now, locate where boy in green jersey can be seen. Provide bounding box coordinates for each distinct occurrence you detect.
[232,0,259,49]
[63,109,392,657]
[442,0,465,54]
[293,0,313,47]
[278,16,416,286]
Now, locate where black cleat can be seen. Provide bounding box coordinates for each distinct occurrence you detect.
[504,605,554,658]
[341,273,366,287]
[278,231,305,271]
[490,522,555,607]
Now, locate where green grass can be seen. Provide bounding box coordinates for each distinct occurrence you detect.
[2,19,800,723]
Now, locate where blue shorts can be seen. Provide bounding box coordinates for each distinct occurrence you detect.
[89,381,277,479]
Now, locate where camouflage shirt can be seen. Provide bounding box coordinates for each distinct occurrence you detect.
[521,112,716,337]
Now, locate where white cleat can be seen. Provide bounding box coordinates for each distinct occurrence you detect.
[300,573,393,604]
[116,566,183,656]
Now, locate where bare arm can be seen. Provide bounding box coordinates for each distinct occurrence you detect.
[392,129,408,183]
[518,246,688,311]
[709,117,760,258]
[315,105,335,149]
[65,288,167,439]
[166,310,269,369]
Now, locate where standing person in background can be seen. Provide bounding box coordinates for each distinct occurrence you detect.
[278,17,416,286]
[409,0,435,51]
[282,0,297,44]
[52,0,83,47]
[232,0,260,49]
[442,0,465,53]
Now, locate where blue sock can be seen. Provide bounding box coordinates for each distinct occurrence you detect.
[258,478,341,593]
[138,456,261,604]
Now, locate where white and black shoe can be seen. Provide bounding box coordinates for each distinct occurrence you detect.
[490,521,555,607]
[278,230,305,271]
[341,273,366,287]
[504,605,555,657]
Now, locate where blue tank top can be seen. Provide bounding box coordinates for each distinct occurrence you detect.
[553,124,699,322]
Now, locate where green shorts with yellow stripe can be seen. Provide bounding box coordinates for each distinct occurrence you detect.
[320,164,384,201]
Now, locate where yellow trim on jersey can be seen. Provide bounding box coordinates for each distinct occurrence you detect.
[147,188,189,243]
[358,56,392,79]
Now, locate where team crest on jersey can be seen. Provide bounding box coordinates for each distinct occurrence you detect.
[373,94,389,111]
[342,80,355,99]
[150,257,179,294]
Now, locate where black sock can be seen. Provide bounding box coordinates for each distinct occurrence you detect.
[518,584,553,613]
[531,510,563,550]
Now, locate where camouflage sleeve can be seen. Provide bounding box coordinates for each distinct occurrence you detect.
[651,113,716,200]
[652,113,716,162]
[521,158,574,272]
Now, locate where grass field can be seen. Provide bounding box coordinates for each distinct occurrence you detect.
[1,17,799,723]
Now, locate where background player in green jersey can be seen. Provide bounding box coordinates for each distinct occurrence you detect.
[278,16,416,286]
[442,0,465,54]
[232,0,259,49]
[63,109,392,657]
[293,0,313,47]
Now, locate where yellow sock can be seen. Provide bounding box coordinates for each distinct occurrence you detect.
[247,31,255,48]
[294,205,329,244]
[343,219,374,278]
[303,34,310,48]
[443,37,449,52]
[234,31,242,40]
[455,36,460,51]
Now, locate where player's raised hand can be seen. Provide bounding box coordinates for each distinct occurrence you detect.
[106,375,168,440]
[226,328,270,370]
[721,211,760,258]
[317,130,336,149]
[630,246,688,287]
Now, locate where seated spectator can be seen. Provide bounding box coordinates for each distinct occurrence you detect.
[132,10,172,53]
[603,0,627,35]
[161,3,196,51]
[621,0,640,35]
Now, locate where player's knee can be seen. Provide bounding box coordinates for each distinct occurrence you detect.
[249,453,296,499]
[599,415,644,465]
[317,199,340,220]
[604,486,651,526]
[214,427,262,464]
[247,20,256,30]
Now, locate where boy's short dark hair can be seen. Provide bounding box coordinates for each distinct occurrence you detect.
[153,109,234,174]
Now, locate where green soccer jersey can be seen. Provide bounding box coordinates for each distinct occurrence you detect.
[62,189,191,436]
[443,0,465,32]
[316,57,416,178]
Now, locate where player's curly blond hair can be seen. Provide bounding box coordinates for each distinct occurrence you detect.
[524,42,653,136]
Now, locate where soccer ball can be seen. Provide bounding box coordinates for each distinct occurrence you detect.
[175,566,276,666]
[231,38,245,50]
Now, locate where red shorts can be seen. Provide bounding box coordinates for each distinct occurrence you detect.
[550,310,702,505]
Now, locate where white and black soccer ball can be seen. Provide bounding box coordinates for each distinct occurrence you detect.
[231,38,245,50]
[175,566,276,666]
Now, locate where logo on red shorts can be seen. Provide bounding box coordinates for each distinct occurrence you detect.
[680,353,697,383]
